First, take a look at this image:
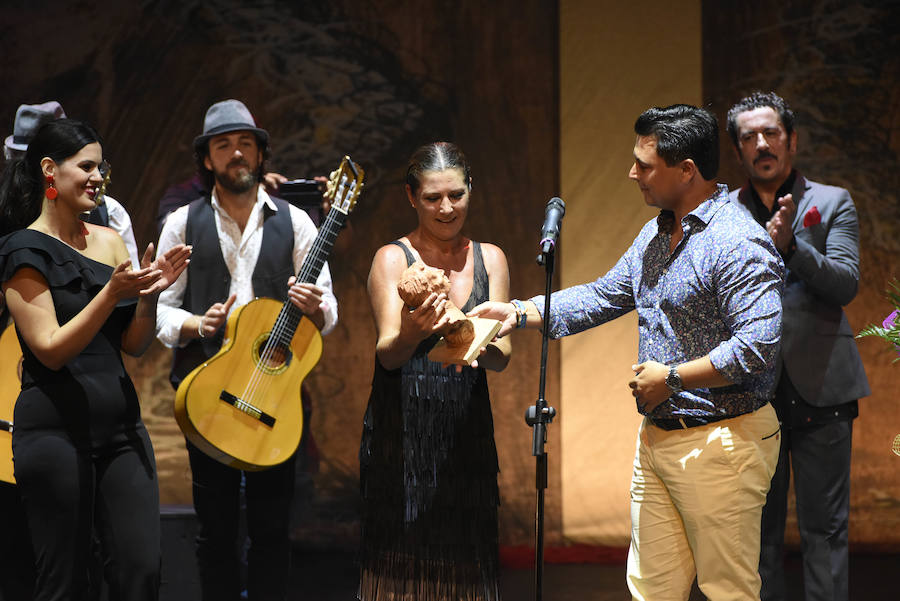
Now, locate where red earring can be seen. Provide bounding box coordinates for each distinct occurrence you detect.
[45,174,58,200]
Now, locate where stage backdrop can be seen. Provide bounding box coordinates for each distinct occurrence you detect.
[1,0,898,554]
[558,0,702,544]
[557,0,900,549]
[0,0,560,549]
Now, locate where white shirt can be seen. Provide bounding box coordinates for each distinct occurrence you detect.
[155,185,338,348]
[101,195,141,269]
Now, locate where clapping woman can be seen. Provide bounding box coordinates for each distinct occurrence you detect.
[0,119,190,600]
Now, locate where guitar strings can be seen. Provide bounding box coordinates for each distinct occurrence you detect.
[237,169,358,414]
[239,206,341,407]
[242,165,360,404]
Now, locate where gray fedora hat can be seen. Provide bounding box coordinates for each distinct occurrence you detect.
[5,101,67,153]
[193,99,269,151]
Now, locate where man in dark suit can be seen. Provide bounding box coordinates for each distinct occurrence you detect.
[726,91,870,601]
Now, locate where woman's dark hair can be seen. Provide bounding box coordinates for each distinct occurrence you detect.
[634,104,719,180]
[405,142,472,196]
[0,119,102,235]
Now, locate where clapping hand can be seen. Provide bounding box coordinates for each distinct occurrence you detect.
[199,294,236,339]
[108,243,190,300]
[765,193,796,253]
[141,243,191,296]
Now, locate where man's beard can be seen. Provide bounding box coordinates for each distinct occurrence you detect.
[214,161,258,194]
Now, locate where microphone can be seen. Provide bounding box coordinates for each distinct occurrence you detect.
[539,197,566,254]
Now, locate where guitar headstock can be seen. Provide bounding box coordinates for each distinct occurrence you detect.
[324,156,364,215]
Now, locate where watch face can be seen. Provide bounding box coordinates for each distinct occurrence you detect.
[666,368,682,391]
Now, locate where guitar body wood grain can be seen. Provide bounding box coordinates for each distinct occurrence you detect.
[0,323,22,483]
[174,297,322,471]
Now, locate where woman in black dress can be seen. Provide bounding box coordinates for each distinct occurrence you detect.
[0,119,190,600]
[359,142,511,600]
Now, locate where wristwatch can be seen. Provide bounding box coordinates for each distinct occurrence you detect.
[665,365,683,394]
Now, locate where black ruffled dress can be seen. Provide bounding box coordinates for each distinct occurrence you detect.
[0,229,159,601]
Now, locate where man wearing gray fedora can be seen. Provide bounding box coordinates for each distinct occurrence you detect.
[155,99,338,601]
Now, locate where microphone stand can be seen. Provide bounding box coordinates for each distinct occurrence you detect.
[525,241,558,601]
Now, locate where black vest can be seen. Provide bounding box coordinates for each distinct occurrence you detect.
[84,203,109,227]
[169,196,295,388]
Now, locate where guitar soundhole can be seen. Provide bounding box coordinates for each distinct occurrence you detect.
[262,342,289,368]
[254,335,293,375]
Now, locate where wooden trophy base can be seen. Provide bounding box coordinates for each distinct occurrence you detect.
[428,317,503,366]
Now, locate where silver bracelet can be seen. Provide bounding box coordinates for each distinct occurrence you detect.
[197,317,206,339]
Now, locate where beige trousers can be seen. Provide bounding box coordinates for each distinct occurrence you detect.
[626,403,780,601]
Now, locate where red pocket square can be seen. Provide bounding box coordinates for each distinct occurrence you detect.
[803,206,821,228]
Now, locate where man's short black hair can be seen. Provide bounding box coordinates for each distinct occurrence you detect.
[634,104,719,180]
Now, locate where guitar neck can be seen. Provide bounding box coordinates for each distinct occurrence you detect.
[296,208,346,285]
[272,208,347,344]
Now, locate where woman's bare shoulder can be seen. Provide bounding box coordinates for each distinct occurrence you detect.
[85,223,130,267]
[369,240,413,285]
[477,242,508,270]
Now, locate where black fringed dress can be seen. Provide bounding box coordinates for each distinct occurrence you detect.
[359,240,501,601]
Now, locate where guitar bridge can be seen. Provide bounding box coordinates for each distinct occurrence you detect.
[219,391,276,427]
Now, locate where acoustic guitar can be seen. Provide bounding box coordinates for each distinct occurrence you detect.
[0,322,22,483]
[174,156,364,470]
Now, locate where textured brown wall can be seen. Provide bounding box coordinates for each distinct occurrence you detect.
[0,0,559,548]
[704,0,900,548]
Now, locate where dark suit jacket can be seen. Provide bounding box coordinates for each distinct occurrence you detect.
[729,175,869,407]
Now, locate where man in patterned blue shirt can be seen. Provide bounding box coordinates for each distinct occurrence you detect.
[472,104,784,600]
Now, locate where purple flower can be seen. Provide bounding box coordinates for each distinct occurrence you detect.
[882,310,900,356]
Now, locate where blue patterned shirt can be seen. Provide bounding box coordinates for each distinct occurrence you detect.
[531,185,784,419]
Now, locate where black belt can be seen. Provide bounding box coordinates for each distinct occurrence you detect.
[647,413,734,431]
